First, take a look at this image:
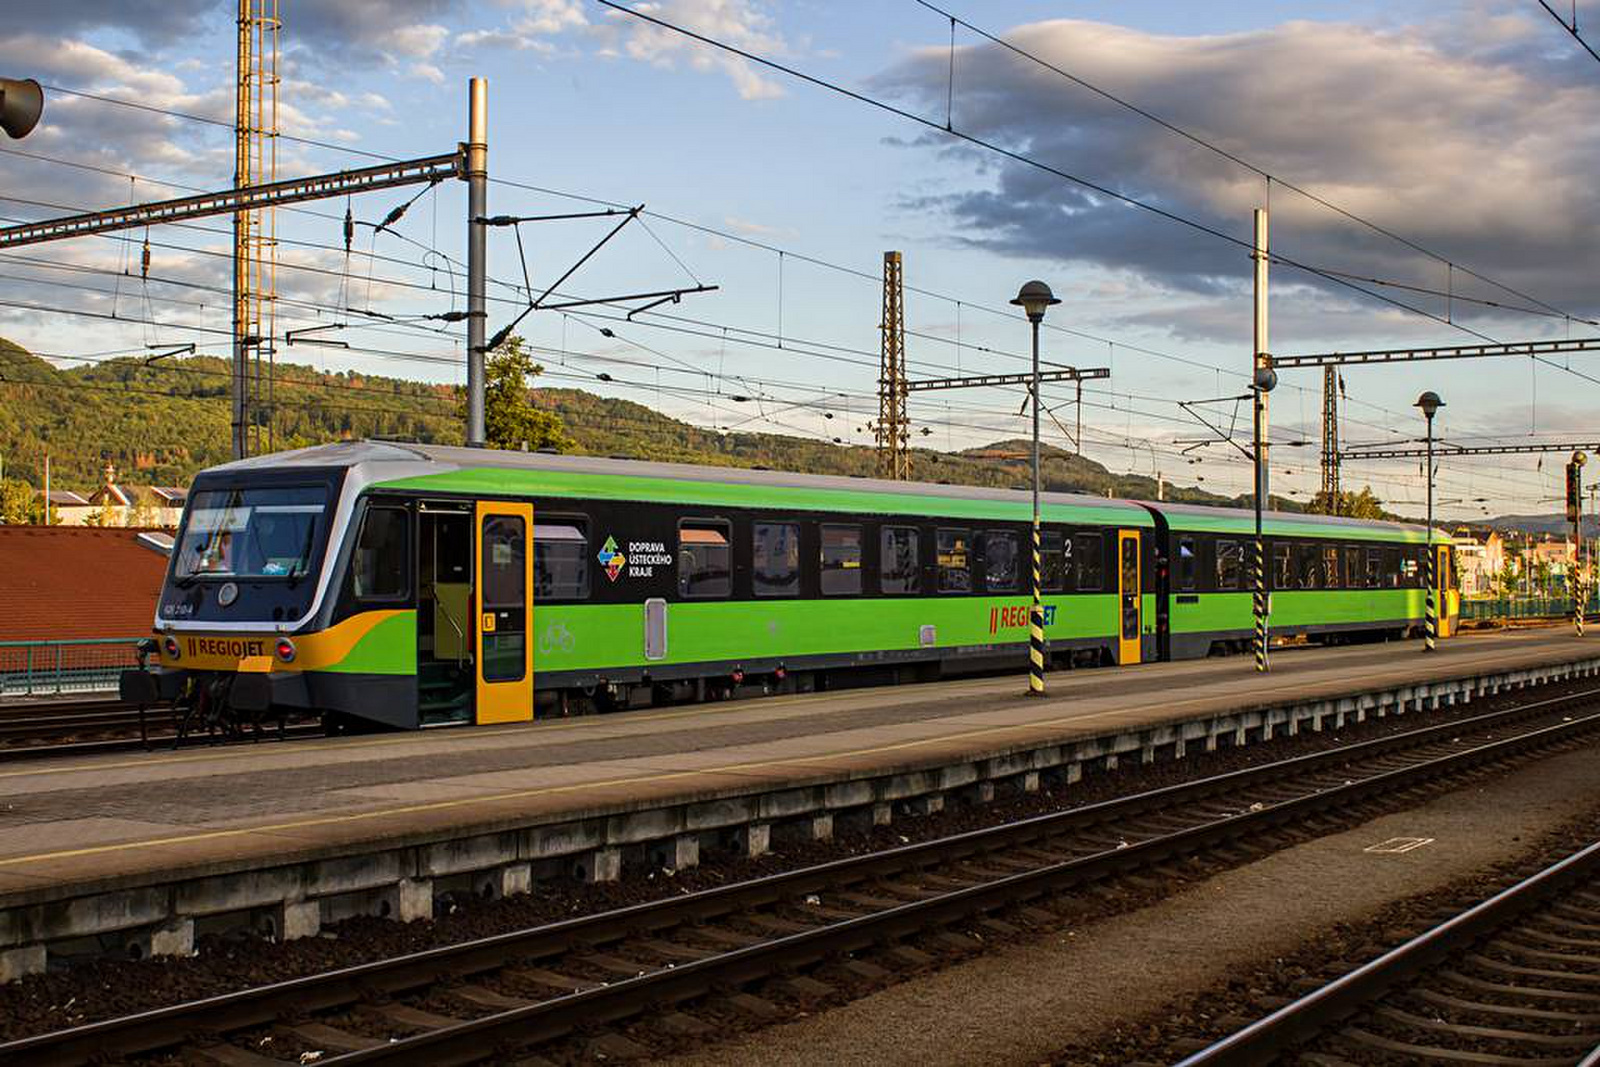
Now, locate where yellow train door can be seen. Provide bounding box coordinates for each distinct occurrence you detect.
[1436,544,1457,638]
[1118,529,1142,664]
[474,501,534,724]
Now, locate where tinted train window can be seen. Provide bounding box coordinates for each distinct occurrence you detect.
[1177,536,1197,591]
[1295,543,1320,589]
[1041,530,1067,592]
[1273,543,1292,589]
[821,524,862,596]
[533,520,587,600]
[753,522,800,597]
[984,531,1019,592]
[1366,548,1382,588]
[679,520,731,598]
[937,528,972,592]
[480,515,526,683]
[1385,548,1402,588]
[1344,546,1362,590]
[351,505,408,599]
[1075,532,1104,592]
[1322,545,1340,589]
[1216,539,1243,591]
[881,526,920,595]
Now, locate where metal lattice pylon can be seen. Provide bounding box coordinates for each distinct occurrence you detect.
[877,251,910,480]
[234,0,280,459]
[1320,364,1340,513]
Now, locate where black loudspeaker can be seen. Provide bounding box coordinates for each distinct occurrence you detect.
[0,78,43,139]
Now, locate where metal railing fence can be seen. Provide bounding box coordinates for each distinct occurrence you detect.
[0,638,145,697]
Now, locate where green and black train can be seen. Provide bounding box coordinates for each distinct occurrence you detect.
[138,442,1459,731]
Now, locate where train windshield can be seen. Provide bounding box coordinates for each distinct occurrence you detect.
[174,485,329,580]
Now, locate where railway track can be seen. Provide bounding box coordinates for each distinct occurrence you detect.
[0,699,320,758]
[8,687,1600,1065]
[1180,839,1600,1066]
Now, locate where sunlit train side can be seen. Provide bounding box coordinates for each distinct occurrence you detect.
[136,442,1456,732]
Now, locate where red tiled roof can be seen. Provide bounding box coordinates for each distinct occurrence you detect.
[0,526,168,641]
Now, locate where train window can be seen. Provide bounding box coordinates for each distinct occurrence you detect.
[1295,543,1320,589]
[1365,548,1382,588]
[984,531,1019,592]
[1216,540,1243,591]
[1041,530,1068,592]
[1177,536,1197,591]
[753,522,800,597]
[1401,550,1420,587]
[1074,532,1104,592]
[881,527,920,595]
[532,520,588,600]
[938,528,972,592]
[1385,548,1402,588]
[821,524,863,595]
[679,520,732,598]
[1344,546,1361,590]
[351,505,409,599]
[1322,545,1340,590]
[480,515,527,684]
[1273,543,1292,589]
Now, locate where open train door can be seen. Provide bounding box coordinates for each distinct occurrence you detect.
[1117,529,1142,664]
[474,501,534,724]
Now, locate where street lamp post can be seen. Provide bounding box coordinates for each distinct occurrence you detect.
[1415,391,1444,652]
[1012,280,1060,696]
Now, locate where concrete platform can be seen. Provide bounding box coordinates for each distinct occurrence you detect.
[1,627,1597,978]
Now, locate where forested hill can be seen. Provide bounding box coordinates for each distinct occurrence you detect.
[0,337,1244,505]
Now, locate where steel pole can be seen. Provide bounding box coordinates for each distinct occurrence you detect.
[1252,208,1270,672]
[1028,314,1045,696]
[465,77,488,448]
[1424,414,1437,652]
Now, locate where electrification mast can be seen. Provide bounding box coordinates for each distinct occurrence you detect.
[877,250,910,479]
[233,0,280,459]
[1320,365,1340,513]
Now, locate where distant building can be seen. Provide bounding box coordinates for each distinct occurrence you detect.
[46,464,186,528]
[0,525,169,641]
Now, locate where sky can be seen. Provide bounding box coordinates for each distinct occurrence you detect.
[2,0,1600,519]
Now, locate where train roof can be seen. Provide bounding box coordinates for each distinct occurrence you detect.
[1147,500,1442,544]
[205,442,1443,541]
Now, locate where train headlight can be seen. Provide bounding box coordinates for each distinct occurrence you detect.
[163,636,180,661]
[274,638,297,664]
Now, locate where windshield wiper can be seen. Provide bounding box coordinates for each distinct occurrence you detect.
[285,522,318,588]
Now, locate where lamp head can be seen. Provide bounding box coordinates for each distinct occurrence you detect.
[1253,363,1277,393]
[1010,279,1060,322]
[1414,390,1444,419]
[0,78,42,140]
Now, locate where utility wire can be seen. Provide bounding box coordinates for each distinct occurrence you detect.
[915,0,1585,322]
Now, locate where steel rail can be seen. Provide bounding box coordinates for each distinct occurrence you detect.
[325,708,1600,1065]
[7,687,1600,1066]
[1176,838,1600,1066]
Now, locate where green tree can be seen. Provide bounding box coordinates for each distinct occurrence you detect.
[469,338,573,453]
[0,478,34,524]
[1307,485,1385,518]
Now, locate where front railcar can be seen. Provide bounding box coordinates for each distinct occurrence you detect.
[131,442,434,732]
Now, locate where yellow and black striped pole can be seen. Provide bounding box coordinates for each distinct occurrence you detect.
[1416,392,1443,653]
[1424,547,1437,652]
[1030,520,1046,694]
[1253,537,1268,671]
[1013,280,1058,697]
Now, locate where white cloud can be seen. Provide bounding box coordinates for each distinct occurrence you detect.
[875,8,1600,327]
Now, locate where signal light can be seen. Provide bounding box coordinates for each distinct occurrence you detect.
[274,638,296,664]
[163,636,180,660]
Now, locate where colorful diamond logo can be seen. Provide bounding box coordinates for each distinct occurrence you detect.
[598,535,627,581]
